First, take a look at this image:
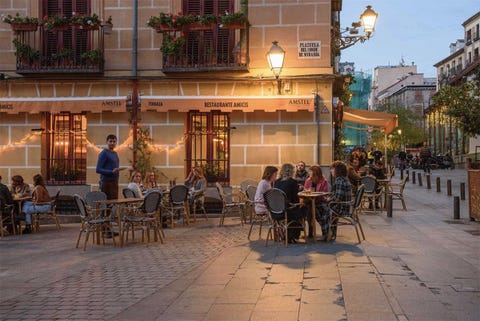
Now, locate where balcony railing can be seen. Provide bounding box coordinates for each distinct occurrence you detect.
[162,48,248,72]
[12,24,106,74]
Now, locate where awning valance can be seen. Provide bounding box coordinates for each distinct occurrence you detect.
[343,107,398,134]
[141,96,315,112]
[0,97,126,114]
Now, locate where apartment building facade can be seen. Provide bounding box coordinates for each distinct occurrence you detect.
[430,11,480,158]
[0,0,339,191]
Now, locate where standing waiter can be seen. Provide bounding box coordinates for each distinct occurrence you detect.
[96,134,121,199]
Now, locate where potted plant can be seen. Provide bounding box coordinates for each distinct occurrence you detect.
[12,39,40,64]
[189,14,218,31]
[81,49,103,64]
[175,13,196,29]
[161,34,186,56]
[219,11,249,29]
[71,12,102,30]
[42,15,70,31]
[147,12,178,32]
[2,13,39,32]
[102,15,113,34]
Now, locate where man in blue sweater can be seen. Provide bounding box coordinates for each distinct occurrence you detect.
[96,134,121,200]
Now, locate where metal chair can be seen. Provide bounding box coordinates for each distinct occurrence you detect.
[85,191,111,218]
[388,175,408,210]
[191,190,208,222]
[240,179,258,193]
[122,190,164,243]
[74,194,116,250]
[246,185,268,240]
[122,188,136,199]
[263,188,305,247]
[32,190,61,233]
[0,204,15,237]
[327,184,366,243]
[360,176,383,214]
[161,184,190,228]
[216,182,247,226]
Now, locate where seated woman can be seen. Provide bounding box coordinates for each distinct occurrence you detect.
[21,174,52,234]
[274,163,306,243]
[144,171,160,191]
[127,170,146,198]
[325,161,352,241]
[303,165,330,238]
[254,166,278,215]
[184,166,207,206]
[10,175,31,198]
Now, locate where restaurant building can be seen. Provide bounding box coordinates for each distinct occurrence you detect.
[0,0,339,190]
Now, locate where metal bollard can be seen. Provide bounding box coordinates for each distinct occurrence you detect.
[418,173,423,186]
[406,169,409,182]
[426,174,431,189]
[436,177,441,192]
[412,171,416,184]
[454,196,460,219]
[447,179,452,196]
[460,183,466,200]
[400,169,404,180]
[387,194,393,217]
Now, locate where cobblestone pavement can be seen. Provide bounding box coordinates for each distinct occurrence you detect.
[0,220,248,321]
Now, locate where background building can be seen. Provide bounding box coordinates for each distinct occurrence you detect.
[429,11,480,160]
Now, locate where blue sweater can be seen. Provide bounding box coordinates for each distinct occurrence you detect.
[96,149,120,182]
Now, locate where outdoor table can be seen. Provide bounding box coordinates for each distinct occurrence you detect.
[12,196,32,234]
[94,197,143,247]
[298,191,331,242]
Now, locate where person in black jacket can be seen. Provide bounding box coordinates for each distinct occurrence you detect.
[274,163,305,243]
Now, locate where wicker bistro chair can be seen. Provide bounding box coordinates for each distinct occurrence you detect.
[216,182,247,226]
[74,194,116,250]
[240,179,258,193]
[263,188,306,247]
[388,175,408,210]
[360,176,383,214]
[161,184,190,228]
[191,190,208,222]
[122,190,164,244]
[327,184,366,243]
[85,191,111,218]
[122,188,137,199]
[1,204,16,237]
[32,190,61,233]
[246,185,269,240]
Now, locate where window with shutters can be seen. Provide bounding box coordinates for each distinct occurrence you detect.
[186,111,230,183]
[162,0,247,71]
[43,0,90,63]
[42,112,87,185]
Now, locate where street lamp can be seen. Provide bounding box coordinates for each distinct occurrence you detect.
[266,41,285,95]
[333,5,378,51]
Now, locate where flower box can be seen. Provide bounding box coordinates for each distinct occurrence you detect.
[187,22,215,31]
[153,23,177,32]
[51,23,69,31]
[11,22,38,32]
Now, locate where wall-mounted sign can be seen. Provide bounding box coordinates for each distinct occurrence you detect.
[298,41,321,59]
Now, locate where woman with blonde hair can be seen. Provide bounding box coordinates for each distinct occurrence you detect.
[127,170,145,198]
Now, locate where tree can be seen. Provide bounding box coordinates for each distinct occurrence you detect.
[432,69,480,137]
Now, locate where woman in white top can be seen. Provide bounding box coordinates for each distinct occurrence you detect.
[254,166,278,214]
[127,170,145,198]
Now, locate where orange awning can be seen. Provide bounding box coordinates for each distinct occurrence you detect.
[0,97,126,114]
[343,107,398,134]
